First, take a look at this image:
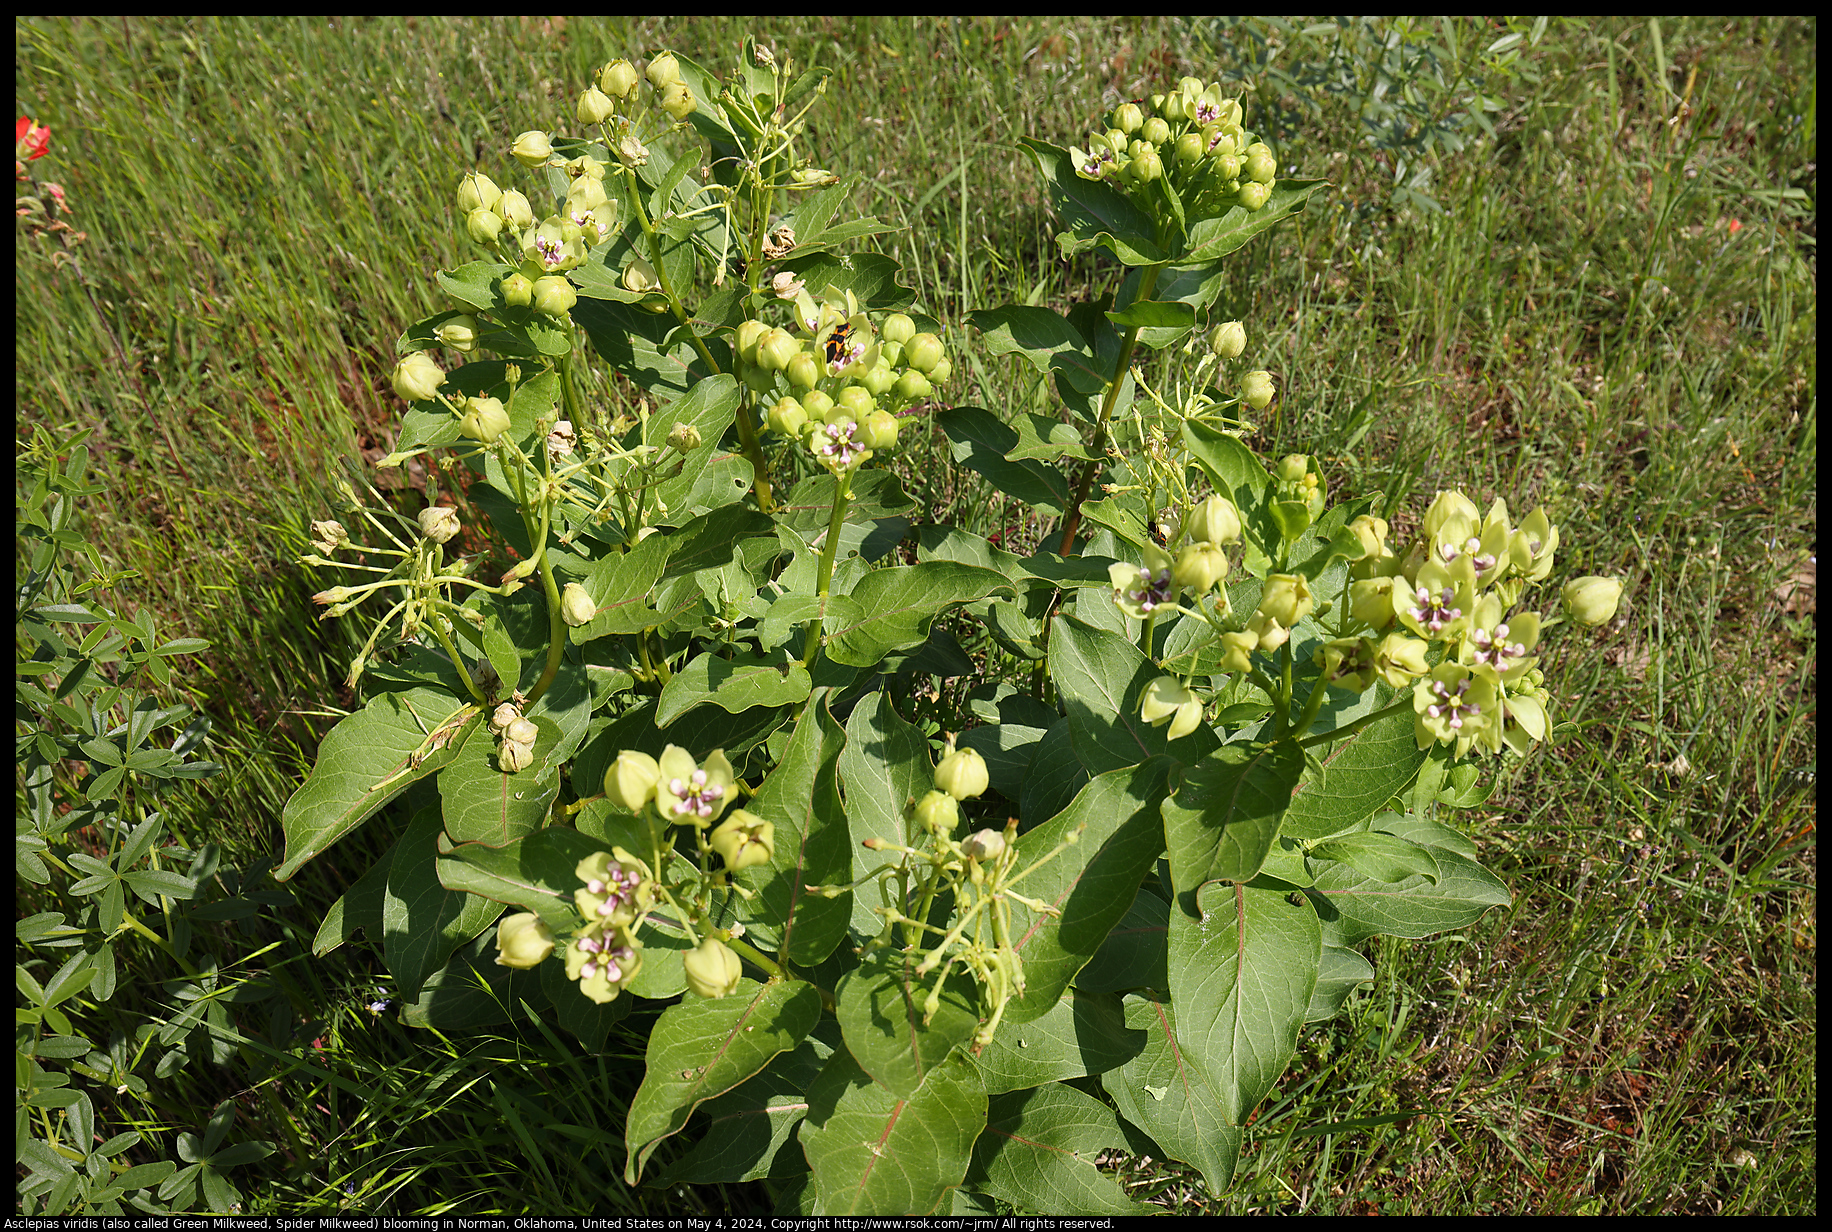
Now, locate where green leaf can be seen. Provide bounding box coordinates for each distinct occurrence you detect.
[777,469,918,533]
[1161,741,1305,912]
[835,950,980,1099]
[438,738,560,849]
[641,375,750,523]
[840,693,933,939]
[937,406,1075,516]
[651,1024,838,1185]
[1310,832,1441,885]
[967,1084,1143,1215]
[823,562,1011,668]
[800,1047,985,1216]
[1004,759,1175,1024]
[435,826,608,932]
[623,978,824,1185]
[741,695,852,967]
[400,927,547,1033]
[1100,993,1241,1197]
[1307,846,1510,948]
[1307,945,1375,1023]
[966,304,1107,396]
[1018,138,1168,266]
[274,688,483,882]
[658,650,811,725]
[1281,694,1424,841]
[572,297,713,405]
[1074,890,1169,995]
[971,987,1142,1095]
[1050,616,1221,774]
[383,809,506,1001]
[1167,880,1321,1125]
[1180,178,1331,263]
[1018,720,1090,828]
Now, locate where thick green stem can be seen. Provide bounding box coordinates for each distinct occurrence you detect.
[799,470,854,670]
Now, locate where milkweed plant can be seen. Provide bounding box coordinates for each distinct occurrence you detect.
[279,43,1623,1215]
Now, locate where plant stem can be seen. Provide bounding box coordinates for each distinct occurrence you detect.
[799,470,855,670]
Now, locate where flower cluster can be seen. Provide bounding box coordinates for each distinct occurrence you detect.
[490,702,539,773]
[492,847,653,1005]
[1070,77,1280,216]
[756,293,950,475]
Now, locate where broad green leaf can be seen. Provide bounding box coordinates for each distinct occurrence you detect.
[741,696,852,967]
[966,1084,1143,1215]
[1018,138,1168,266]
[1018,720,1089,828]
[1280,692,1424,841]
[657,650,812,725]
[823,562,1011,668]
[641,375,750,522]
[1050,616,1221,774]
[1306,846,1510,948]
[311,840,393,956]
[840,693,933,939]
[1100,993,1242,1198]
[623,977,824,1184]
[400,927,547,1033]
[438,735,560,849]
[433,260,514,312]
[835,950,980,1100]
[1181,417,1274,507]
[958,718,1049,802]
[1003,759,1175,1024]
[656,505,777,578]
[937,406,1074,516]
[800,1047,985,1216]
[1180,178,1330,263]
[1161,741,1305,911]
[1310,832,1441,885]
[651,1023,839,1185]
[435,826,609,931]
[571,533,674,638]
[571,297,711,405]
[966,304,1107,395]
[1167,879,1321,1125]
[1074,890,1169,995]
[1372,811,1481,860]
[1307,945,1375,1023]
[776,469,917,533]
[779,252,918,316]
[1104,297,1194,334]
[972,987,1142,1095]
[275,688,482,882]
[383,808,505,1001]
[1005,411,1099,462]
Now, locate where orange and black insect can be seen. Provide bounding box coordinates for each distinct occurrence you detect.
[822,320,855,368]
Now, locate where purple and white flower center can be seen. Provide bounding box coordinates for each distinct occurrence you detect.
[666,769,724,819]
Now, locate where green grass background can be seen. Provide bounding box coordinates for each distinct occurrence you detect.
[14,15,1815,1215]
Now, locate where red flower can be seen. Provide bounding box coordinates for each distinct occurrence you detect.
[1726,218,1743,235]
[16,117,50,161]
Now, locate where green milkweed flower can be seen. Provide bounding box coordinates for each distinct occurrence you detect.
[574,848,653,929]
[1141,676,1204,740]
[1109,544,1178,619]
[1413,663,1498,758]
[710,809,774,872]
[567,922,642,1003]
[683,937,742,999]
[494,913,554,969]
[656,746,737,827]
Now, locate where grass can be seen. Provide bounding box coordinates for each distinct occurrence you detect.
[14,14,1814,1216]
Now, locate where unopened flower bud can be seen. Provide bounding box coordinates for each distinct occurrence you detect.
[622,256,661,295]
[417,506,460,544]
[660,421,700,455]
[1113,102,1144,134]
[961,828,1006,861]
[1140,116,1171,147]
[1209,320,1246,359]
[1243,142,1277,184]
[660,81,696,121]
[499,736,535,773]
[435,315,479,352]
[683,937,742,999]
[1129,147,1164,183]
[1172,541,1229,594]
[505,718,538,746]
[1561,576,1623,627]
[903,332,945,376]
[465,206,504,246]
[1184,493,1242,546]
[914,789,959,837]
[881,312,916,345]
[577,86,616,126]
[1237,180,1272,211]
[511,130,553,168]
[600,58,640,100]
[1257,573,1314,628]
[457,171,501,215]
[604,750,660,813]
[645,52,683,91]
[934,745,989,801]
[756,328,800,372]
[857,410,899,451]
[532,275,577,318]
[767,397,808,437]
[459,395,511,443]
[501,272,534,308]
[1241,369,1276,410]
[494,913,555,969]
[560,582,597,628]
[392,352,446,403]
[892,370,933,402]
[786,351,822,391]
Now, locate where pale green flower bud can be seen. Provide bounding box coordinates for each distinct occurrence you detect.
[881,312,916,345]
[1257,573,1314,628]
[505,718,538,746]
[434,315,479,352]
[1184,493,1242,546]
[1210,320,1247,359]
[1237,180,1272,211]
[561,582,596,627]
[1247,610,1290,652]
[857,410,899,451]
[465,206,504,245]
[1561,576,1623,627]
[566,173,609,215]
[501,271,534,308]
[459,395,510,443]
[756,327,800,371]
[683,937,742,999]
[511,130,553,168]
[835,384,876,421]
[710,809,774,872]
[604,750,660,813]
[577,86,616,126]
[457,171,501,215]
[645,52,683,91]
[532,275,577,318]
[417,506,460,544]
[914,789,959,837]
[1140,116,1171,147]
[785,351,822,391]
[1218,630,1257,674]
[1374,632,1432,689]
[660,81,696,121]
[767,397,808,437]
[1241,369,1276,410]
[666,422,701,454]
[600,58,640,100]
[904,332,945,376]
[622,255,662,295]
[892,370,933,402]
[392,352,445,403]
[1243,143,1277,184]
[1172,541,1229,594]
[499,736,535,773]
[494,913,554,969]
[934,746,989,801]
[1349,576,1398,631]
[1129,147,1164,183]
[1113,102,1144,134]
[961,828,1006,862]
